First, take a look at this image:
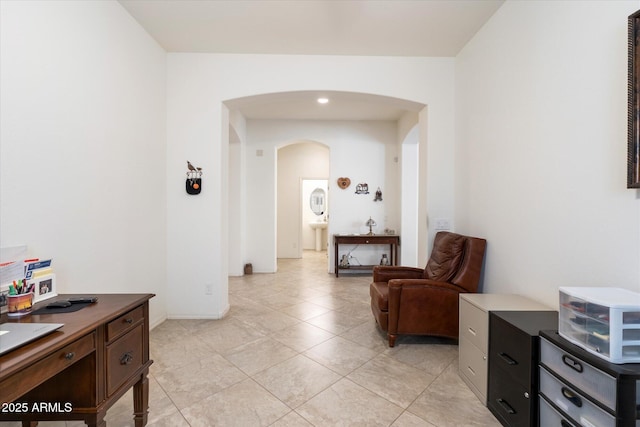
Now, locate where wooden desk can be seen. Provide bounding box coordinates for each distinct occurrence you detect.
[0,293,154,427]
[334,234,400,277]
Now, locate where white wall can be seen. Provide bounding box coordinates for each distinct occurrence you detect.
[166,55,455,318]
[400,126,420,267]
[247,119,399,272]
[227,109,247,277]
[0,1,168,326]
[456,0,640,305]
[9,1,634,323]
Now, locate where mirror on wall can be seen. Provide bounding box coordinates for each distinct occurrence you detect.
[309,188,326,215]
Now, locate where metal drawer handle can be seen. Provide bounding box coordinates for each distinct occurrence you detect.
[468,327,477,336]
[496,398,516,414]
[498,352,518,365]
[561,387,582,407]
[562,354,583,373]
[64,352,75,360]
[124,318,133,324]
[120,351,134,365]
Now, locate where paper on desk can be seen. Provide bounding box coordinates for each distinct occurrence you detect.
[0,245,27,264]
[0,261,24,286]
[0,245,28,286]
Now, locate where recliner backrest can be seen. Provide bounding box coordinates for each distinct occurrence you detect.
[424,231,487,293]
[424,232,466,281]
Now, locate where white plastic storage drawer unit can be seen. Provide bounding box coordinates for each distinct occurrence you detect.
[559,287,640,364]
[538,397,577,427]
[539,366,616,427]
[539,331,640,427]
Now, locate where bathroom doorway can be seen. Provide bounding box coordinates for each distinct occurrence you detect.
[302,179,329,252]
[276,141,330,259]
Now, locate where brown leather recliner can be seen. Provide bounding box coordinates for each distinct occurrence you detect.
[370,231,487,347]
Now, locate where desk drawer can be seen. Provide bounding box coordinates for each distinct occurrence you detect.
[106,306,144,341]
[106,324,143,396]
[0,333,95,403]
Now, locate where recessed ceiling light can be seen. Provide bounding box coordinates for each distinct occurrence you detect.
[317,97,329,104]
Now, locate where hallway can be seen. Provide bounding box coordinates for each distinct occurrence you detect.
[6,251,499,426]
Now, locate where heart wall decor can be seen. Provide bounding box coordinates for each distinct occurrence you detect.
[337,177,351,189]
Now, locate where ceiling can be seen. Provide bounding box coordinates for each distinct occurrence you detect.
[119,0,504,120]
[118,0,503,57]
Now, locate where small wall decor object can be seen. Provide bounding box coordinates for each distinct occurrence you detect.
[337,177,351,189]
[374,187,382,201]
[355,183,369,194]
[186,160,203,195]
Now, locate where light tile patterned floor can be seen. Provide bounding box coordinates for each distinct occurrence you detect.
[1,251,501,426]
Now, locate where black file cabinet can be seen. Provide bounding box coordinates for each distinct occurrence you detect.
[488,310,559,427]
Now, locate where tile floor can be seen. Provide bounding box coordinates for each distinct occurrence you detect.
[2,251,501,427]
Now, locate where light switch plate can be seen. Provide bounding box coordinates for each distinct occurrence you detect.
[434,218,451,231]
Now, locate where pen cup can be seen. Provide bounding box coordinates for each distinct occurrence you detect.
[7,292,33,317]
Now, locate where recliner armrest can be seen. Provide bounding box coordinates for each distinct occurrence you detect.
[387,278,467,293]
[372,266,424,283]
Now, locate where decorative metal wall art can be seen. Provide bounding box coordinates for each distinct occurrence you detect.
[373,187,382,201]
[186,161,203,195]
[355,183,369,194]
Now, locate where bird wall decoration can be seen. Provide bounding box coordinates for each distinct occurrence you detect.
[186,160,203,195]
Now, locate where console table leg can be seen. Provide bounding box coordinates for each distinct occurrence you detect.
[21,421,37,427]
[133,372,150,427]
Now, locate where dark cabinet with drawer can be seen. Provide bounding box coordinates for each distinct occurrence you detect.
[488,310,559,427]
[0,294,153,427]
[539,330,640,427]
[106,308,146,396]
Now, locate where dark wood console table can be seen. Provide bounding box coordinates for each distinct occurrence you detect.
[334,234,400,277]
[0,293,154,427]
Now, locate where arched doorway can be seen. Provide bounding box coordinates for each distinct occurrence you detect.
[276,141,330,259]
[224,91,426,276]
